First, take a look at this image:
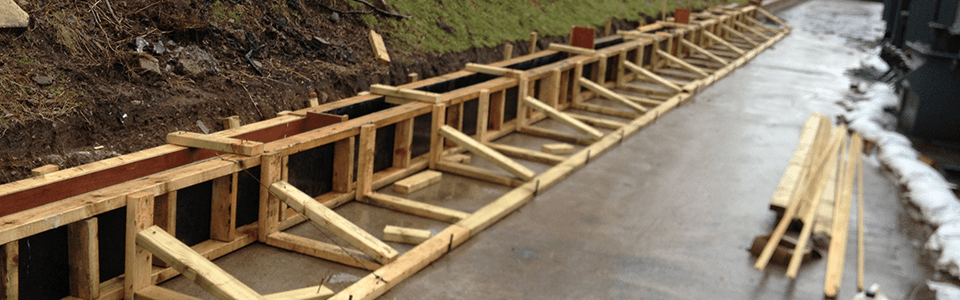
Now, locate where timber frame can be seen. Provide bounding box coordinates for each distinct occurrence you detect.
[0,5,788,300]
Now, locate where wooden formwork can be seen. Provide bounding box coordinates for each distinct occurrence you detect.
[0,5,789,300]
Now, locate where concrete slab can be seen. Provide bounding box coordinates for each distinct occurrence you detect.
[161,1,934,299]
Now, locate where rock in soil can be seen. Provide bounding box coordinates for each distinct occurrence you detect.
[176,45,221,78]
[137,55,162,75]
[32,75,53,86]
[0,0,28,28]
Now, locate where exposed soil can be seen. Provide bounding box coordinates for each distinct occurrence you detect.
[0,0,649,184]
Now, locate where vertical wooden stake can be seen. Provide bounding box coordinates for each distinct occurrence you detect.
[557,70,570,105]
[617,51,628,87]
[489,91,505,131]
[661,0,667,21]
[528,32,538,54]
[152,191,176,267]
[280,156,290,220]
[408,73,419,83]
[333,137,356,193]
[356,124,376,202]
[543,69,561,108]
[429,104,446,170]
[1,242,16,300]
[31,164,58,178]
[210,173,238,242]
[68,218,99,299]
[445,104,463,147]
[596,54,608,85]
[393,119,414,168]
[258,152,282,241]
[477,89,491,143]
[125,192,154,300]
[572,62,584,106]
[604,19,612,36]
[503,44,513,61]
[651,39,661,71]
[222,116,241,129]
[516,77,529,128]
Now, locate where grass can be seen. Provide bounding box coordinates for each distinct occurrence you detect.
[363,0,748,54]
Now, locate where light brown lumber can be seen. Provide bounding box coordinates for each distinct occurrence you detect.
[137,226,265,300]
[210,173,238,242]
[439,125,536,181]
[477,89,490,142]
[125,192,154,300]
[263,285,334,300]
[565,113,627,130]
[259,152,283,241]
[222,116,241,129]
[523,96,604,140]
[270,181,399,264]
[265,232,381,271]
[770,114,829,212]
[680,39,729,65]
[68,218,99,299]
[617,51,628,86]
[393,171,442,194]
[435,161,524,187]
[503,44,513,60]
[623,61,683,92]
[856,139,865,291]
[787,127,846,278]
[572,62,584,105]
[734,20,771,39]
[542,143,575,155]
[743,15,780,34]
[356,124,376,201]
[464,63,522,78]
[720,24,759,46]
[383,226,432,245]
[543,69,561,108]
[824,134,863,297]
[655,50,710,78]
[548,43,597,56]
[429,104,446,170]
[578,78,648,113]
[31,164,58,178]
[370,84,442,103]
[573,103,640,119]
[365,193,470,223]
[596,54,608,84]
[333,137,355,193]
[1,241,16,300]
[166,131,264,156]
[154,193,176,267]
[443,154,472,164]
[407,73,419,83]
[485,143,565,165]
[368,30,390,64]
[702,31,745,55]
[328,225,470,300]
[518,126,596,146]
[621,94,665,107]
[393,119,414,168]
[135,285,203,300]
[529,32,538,54]
[756,7,792,30]
[755,123,844,271]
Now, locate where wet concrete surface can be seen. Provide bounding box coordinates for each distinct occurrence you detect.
[161,1,935,299]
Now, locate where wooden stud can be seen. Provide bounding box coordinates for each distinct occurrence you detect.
[435,161,524,187]
[548,43,596,56]
[516,77,529,128]
[558,69,570,106]
[443,154,472,164]
[719,24,759,47]
[651,39,661,71]
[68,218,99,299]
[31,164,58,178]
[503,44,513,61]
[263,285,334,300]
[222,116,241,129]
[258,152,282,241]
[137,226,264,299]
[577,78,648,113]
[393,171,442,194]
[596,54,608,84]
[270,181,399,264]
[542,143,575,155]
[371,85,442,104]
[623,61,683,92]
[438,125,536,181]
[528,31,538,54]
[621,94,665,106]
[135,286,203,300]
[407,73,419,83]
[755,7,792,30]
[266,232,382,271]
[445,103,464,147]
[368,30,390,64]
[680,39,729,65]
[333,137,355,193]
[356,124,376,201]
[393,119,414,168]
[572,62,584,106]
[565,113,627,130]
[1,241,16,300]
[616,51,628,87]
[489,90,505,131]
[824,134,862,296]
[522,96,604,139]
[477,89,491,143]
[734,20,771,39]
[856,135,865,292]
[485,143,566,165]
[655,50,711,78]
[604,19,612,36]
[308,97,319,107]
[167,131,264,156]
[210,173,238,242]
[464,63,522,78]
[125,192,154,300]
[519,126,601,146]
[366,193,470,223]
[429,104,446,170]
[152,191,176,267]
[383,225,432,245]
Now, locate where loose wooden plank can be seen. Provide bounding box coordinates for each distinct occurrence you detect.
[137,226,265,300]
[623,61,683,92]
[68,218,99,299]
[125,192,154,300]
[702,31,745,55]
[438,125,536,181]
[565,113,627,130]
[485,143,566,166]
[443,154,472,164]
[464,63,522,78]
[383,226,432,245]
[265,232,381,271]
[522,96,604,139]
[210,173,237,242]
[771,114,831,212]
[370,84,442,104]
[263,285,334,300]
[167,131,264,156]
[518,126,596,146]
[542,143,575,155]
[655,50,710,78]
[356,124,376,201]
[392,171,443,194]
[31,164,58,178]
[824,134,862,296]
[680,39,729,65]
[1,241,16,300]
[577,78,648,113]
[135,285,203,300]
[548,43,597,56]
[332,137,355,193]
[270,181,399,264]
[435,161,524,187]
[620,94,664,107]
[368,30,390,64]
[365,193,470,223]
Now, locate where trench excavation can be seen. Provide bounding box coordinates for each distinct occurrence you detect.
[0,5,790,300]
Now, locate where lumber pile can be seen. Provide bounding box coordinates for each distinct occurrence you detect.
[752,113,867,297]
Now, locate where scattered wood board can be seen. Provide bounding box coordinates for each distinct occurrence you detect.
[369,30,390,64]
[393,171,443,194]
[383,225,432,245]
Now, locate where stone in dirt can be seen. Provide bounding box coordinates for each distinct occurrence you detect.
[0,0,28,29]
[137,55,161,75]
[32,75,53,86]
[175,45,221,78]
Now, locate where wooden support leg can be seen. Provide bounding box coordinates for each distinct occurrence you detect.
[125,192,154,300]
[516,77,529,129]
[503,44,513,61]
[616,51,627,87]
[258,152,282,241]
[522,96,604,139]
[445,103,463,147]
[210,173,238,242]
[0,242,16,300]
[596,54,608,84]
[558,70,570,106]
[572,62,584,106]
[356,124,376,202]
[68,218,99,300]
[543,69,561,108]
[333,137,355,193]
[651,39,661,71]
[439,125,536,181]
[151,191,176,267]
[489,91,505,131]
[429,104,446,170]
[393,119,414,168]
[477,90,490,143]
